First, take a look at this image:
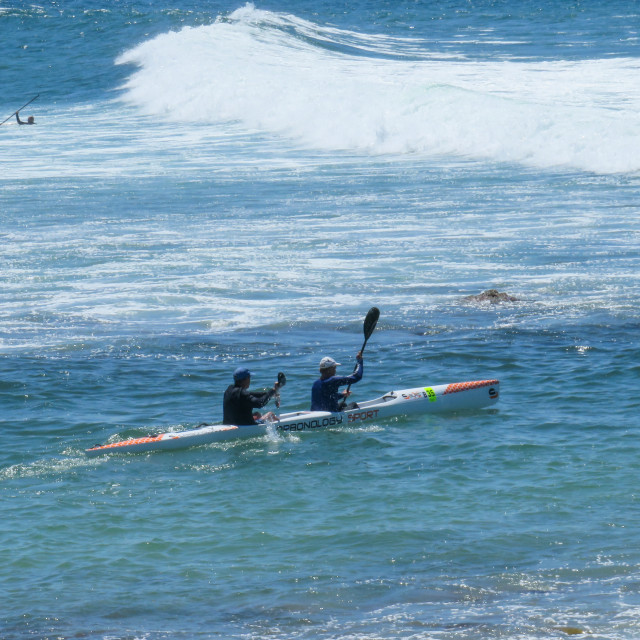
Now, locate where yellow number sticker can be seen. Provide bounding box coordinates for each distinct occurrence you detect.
[424,387,437,402]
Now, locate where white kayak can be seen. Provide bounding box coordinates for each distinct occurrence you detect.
[85,379,499,457]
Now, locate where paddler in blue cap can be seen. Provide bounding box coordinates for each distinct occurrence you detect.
[223,366,281,425]
[311,351,363,412]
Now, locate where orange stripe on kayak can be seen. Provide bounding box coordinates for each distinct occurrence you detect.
[88,434,167,451]
[443,379,499,395]
[87,425,240,452]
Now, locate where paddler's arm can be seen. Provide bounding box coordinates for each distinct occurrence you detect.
[339,352,363,400]
[346,352,363,384]
[248,381,280,408]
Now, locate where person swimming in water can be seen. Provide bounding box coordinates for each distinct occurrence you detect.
[16,111,35,125]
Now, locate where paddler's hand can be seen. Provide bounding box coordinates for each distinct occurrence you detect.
[356,350,363,361]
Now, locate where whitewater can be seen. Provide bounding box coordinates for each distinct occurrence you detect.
[113,5,640,173]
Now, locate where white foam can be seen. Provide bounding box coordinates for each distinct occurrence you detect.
[116,4,640,174]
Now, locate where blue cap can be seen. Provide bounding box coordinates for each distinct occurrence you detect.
[233,366,252,381]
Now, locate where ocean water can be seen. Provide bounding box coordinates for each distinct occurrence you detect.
[2,1,640,638]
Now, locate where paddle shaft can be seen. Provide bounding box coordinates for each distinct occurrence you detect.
[1,94,40,126]
[341,336,369,398]
[339,307,380,408]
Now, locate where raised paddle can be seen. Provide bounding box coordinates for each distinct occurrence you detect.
[361,307,380,352]
[338,307,380,409]
[1,94,40,126]
[275,371,286,408]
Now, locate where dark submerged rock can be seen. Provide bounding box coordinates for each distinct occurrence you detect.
[463,289,519,303]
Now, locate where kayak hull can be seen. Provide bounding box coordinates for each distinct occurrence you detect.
[86,379,499,457]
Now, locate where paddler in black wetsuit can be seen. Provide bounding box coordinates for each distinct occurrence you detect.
[16,111,35,125]
[223,367,281,425]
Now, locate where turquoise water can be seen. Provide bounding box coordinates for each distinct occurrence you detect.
[2,1,640,638]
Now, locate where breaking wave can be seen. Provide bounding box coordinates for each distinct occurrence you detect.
[115,3,640,173]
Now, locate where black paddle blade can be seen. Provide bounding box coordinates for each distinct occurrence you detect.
[277,372,287,387]
[363,307,380,341]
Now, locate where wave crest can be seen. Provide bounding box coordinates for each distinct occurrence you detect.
[116,3,640,174]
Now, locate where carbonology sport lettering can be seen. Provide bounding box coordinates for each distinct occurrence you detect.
[278,415,344,432]
[347,409,380,423]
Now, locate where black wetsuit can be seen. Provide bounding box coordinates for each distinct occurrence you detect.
[223,384,276,425]
[16,113,34,125]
